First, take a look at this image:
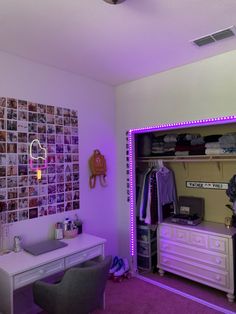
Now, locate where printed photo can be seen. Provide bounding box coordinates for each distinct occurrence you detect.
[47,105,55,115]
[0,107,5,119]
[0,120,5,130]
[18,165,28,176]
[18,176,28,187]
[71,145,79,154]
[65,155,72,163]
[0,189,6,201]
[56,144,64,153]
[7,143,17,153]
[73,173,79,181]
[55,116,63,125]
[48,155,55,164]
[65,202,72,211]
[28,112,37,123]
[28,102,38,112]
[47,124,55,134]
[65,182,72,192]
[57,173,64,183]
[47,145,56,153]
[19,209,29,221]
[29,186,38,197]
[73,201,80,210]
[56,154,64,163]
[38,206,47,217]
[0,131,6,142]
[7,98,17,109]
[48,164,56,174]
[28,133,37,143]
[18,132,28,143]
[65,173,72,182]
[38,185,47,195]
[65,164,72,173]
[64,135,71,144]
[18,143,28,154]
[73,191,80,200]
[28,123,37,133]
[63,108,70,117]
[0,201,7,211]
[48,194,56,205]
[73,182,79,191]
[48,205,56,215]
[56,134,63,144]
[18,198,28,209]
[17,121,28,132]
[18,100,28,110]
[7,120,17,131]
[56,193,64,203]
[18,187,28,198]
[48,184,56,194]
[64,126,71,135]
[64,117,70,126]
[38,196,47,206]
[56,107,63,116]
[47,114,55,124]
[0,167,6,177]
[7,132,17,143]
[73,164,79,172]
[71,118,78,127]
[7,109,17,120]
[48,175,56,184]
[0,154,6,166]
[7,177,17,188]
[29,176,38,186]
[56,164,64,173]
[18,110,28,121]
[0,178,6,188]
[72,136,78,145]
[47,134,55,144]
[56,125,63,134]
[38,124,46,133]
[38,113,46,123]
[29,197,38,208]
[65,192,72,202]
[71,110,78,118]
[8,211,18,222]
[38,103,46,113]
[0,97,6,107]
[7,188,18,199]
[57,184,64,193]
[18,154,28,164]
[7,166,17,176]
[71,127,78,135]
[29,207,38,219]
[57,204,64,213]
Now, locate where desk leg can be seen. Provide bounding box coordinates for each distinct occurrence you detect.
[0,269,13,314]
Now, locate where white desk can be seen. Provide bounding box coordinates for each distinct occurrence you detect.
[0,233,106,314]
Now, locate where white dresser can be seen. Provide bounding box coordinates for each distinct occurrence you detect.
[157,221,235,302]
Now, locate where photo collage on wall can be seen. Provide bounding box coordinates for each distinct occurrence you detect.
[0,97,79,223]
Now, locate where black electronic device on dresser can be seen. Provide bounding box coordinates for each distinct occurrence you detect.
[171,196,204,226]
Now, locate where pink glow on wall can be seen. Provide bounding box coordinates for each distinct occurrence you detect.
[128,115,236,256]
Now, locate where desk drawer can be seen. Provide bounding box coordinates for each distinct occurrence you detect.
[14,259,64,290]
[65,245,103,268]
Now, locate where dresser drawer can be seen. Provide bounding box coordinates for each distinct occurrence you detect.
[14,259,64,290]
[159,253,228,289]
[208,236,228,254]
[160,240,227,270]
[173,228,189,244]
[159,225,172,239]
[189,231,207,249]
[65,245,103,268]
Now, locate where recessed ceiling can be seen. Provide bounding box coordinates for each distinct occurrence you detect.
[0,0,236,85]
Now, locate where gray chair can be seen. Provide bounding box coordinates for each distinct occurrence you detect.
[33,255,112,314]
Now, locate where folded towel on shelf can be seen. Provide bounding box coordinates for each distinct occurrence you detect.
[205,148,225,155]
[204,135,222,143]
[205,142,221,148]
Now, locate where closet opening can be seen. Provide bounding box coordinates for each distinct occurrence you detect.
[128,115,236,305]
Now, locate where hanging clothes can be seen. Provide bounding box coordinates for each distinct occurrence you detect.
[156,165,177,221]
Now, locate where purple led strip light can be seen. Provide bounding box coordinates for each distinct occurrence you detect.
[128,115,236,256]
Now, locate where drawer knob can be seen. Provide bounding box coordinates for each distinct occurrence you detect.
[215,241,220,248]
[216,258,221,264]
[178,234,183,239]
[196,238,201,243]
[216,275,221,281]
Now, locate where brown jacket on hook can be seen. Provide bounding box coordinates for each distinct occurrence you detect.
[89,149,107,188]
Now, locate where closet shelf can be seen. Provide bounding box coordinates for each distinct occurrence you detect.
[137,154,236,163]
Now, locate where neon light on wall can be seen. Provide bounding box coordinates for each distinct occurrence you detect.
[29,139,47,180]
[128,115,236,256]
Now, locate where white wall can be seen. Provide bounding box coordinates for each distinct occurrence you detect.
[0,51,118,256]
[115,50,236,259]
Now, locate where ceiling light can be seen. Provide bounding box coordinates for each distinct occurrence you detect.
[103,0,126,4]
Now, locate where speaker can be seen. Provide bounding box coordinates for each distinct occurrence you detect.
[103,0,126,4]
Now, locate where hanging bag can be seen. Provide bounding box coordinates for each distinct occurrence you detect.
[89,149,107,188]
